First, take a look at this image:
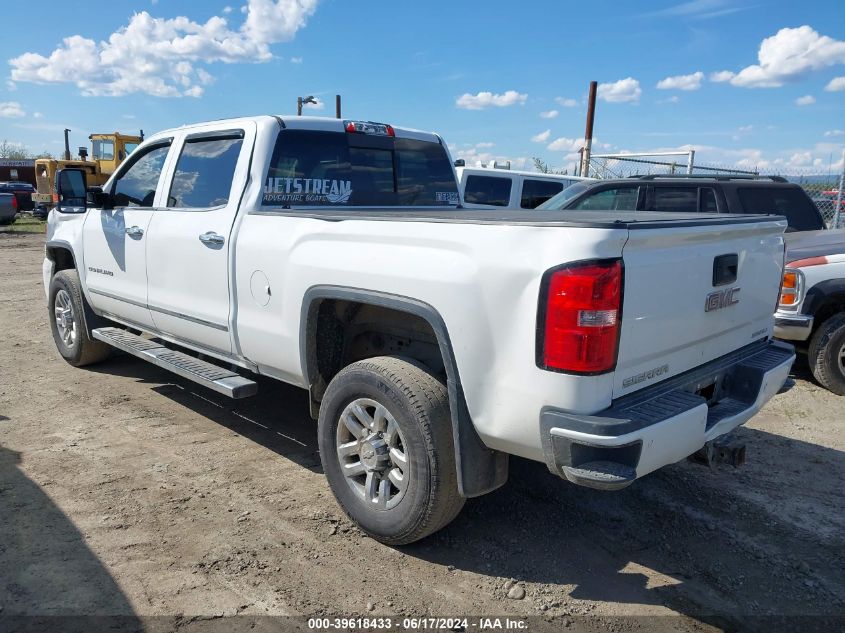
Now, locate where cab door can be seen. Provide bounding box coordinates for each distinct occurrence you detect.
[81,140,172,328]
[144,125,254,354]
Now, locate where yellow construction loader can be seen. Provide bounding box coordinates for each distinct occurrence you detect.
[32,130,142,212]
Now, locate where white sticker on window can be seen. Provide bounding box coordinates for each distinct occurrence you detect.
[435,191,460,203]
[263,177,353,205]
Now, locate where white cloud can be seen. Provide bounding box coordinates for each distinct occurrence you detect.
[554,97,578,107]
[728,26,845,88]
[0,101,25,118]
[547,137,584,152]
[531,129,551,143]
[290,56,303,64]
[539,109,558,119]
[451,146,527,169]
[657,71,704,90]
[824,129,845,137]
[303,97,324,110]
[710,70,735,82]
[597,77,641,103]
[33,111,43,118]
[8,0,319,98]
[475,141,494,148]
[223,5,233,13]
[795,94,815,106]
[455,90,527,110]
[825,76,845,91]
[737,124,753,133]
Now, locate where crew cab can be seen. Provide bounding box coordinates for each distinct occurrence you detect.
[44,115,794,544]
[538,174,827,232]
[775,229,845,394]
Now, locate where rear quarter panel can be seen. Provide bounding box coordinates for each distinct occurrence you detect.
[234,213,628,461]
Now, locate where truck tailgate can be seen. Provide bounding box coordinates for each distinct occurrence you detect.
[615,216,786,398]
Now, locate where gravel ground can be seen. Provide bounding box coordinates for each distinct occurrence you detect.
[1,234,843,632]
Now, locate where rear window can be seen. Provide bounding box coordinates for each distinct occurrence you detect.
[463,175,511,206]
[263,130,458,207]
[736,187,823,231]
[520,179,564,209]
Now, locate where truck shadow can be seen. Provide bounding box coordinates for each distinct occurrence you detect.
[86,353,322,474]
[84,353,844,629]
[405,427,845,628]
[0,443,141,621]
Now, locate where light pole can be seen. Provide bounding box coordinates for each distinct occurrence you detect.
[297,95,316,116]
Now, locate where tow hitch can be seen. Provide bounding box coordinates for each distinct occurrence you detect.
[691,435,747,468]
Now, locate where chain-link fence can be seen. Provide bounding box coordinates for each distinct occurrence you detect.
[584,151,844,228]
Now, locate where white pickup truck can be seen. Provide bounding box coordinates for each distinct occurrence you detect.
[44,115,795,544]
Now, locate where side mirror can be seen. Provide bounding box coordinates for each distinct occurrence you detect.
[55,169,87,213]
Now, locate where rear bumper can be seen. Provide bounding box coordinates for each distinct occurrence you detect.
[774,312,814,341]
[540,340,795,490]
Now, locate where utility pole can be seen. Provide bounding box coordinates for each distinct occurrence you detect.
[297,95,317,115]
[580,81,597,178]
[335,94,342,119]
[63,128,71,160]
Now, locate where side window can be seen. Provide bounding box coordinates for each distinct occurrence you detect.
[521,179,564,209]
[700,187,718,213]
[463,175,512,206]
[648,187,698,212]
[112,144,170,208]
[167,136,243,208]
[736,187,823,231]
[570,186,639,211]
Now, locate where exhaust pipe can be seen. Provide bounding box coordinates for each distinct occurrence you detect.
[691,435,746,468]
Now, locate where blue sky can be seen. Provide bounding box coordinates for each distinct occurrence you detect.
[1,0,843,174]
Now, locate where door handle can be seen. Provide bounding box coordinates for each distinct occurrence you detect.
[199,231,225,246]
[125,226,144,238]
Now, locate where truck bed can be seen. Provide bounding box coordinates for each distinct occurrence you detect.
[249,207,785,229]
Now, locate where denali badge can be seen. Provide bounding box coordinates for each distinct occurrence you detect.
[705,287,740,312]
[623,364,669,388]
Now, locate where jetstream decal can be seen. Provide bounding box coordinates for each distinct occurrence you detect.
[263,177,352,205]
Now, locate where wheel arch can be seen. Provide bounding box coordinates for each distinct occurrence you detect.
[45,239,78,275]
[300,285,508,498]
[803,279,845,333]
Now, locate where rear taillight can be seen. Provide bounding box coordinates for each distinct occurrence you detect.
[778,269,803,308]
[538,259,623,374]
[11,196,17,210]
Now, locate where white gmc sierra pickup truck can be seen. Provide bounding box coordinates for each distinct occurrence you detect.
[44,115,795,544]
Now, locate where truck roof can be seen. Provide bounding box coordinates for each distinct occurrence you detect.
[150,115,443,145]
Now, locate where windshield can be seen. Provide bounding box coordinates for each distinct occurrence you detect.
[263,130,459,207]
[536,181,592,210]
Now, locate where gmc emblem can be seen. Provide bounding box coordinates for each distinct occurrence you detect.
[705,287,741,312]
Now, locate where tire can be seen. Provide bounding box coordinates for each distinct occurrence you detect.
[808,312,845,396]
[48,269,111,367]
[317,356,465,545]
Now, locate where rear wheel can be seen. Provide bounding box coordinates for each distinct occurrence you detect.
[808,312,845,396]
[317,356,464,545]
[48,270,111,367]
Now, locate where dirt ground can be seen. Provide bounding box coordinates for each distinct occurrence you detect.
[1,233,843,632]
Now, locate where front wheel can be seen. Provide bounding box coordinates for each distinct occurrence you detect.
[48,270,111,367]
[317,356,464,545]
[808,312,845,396]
